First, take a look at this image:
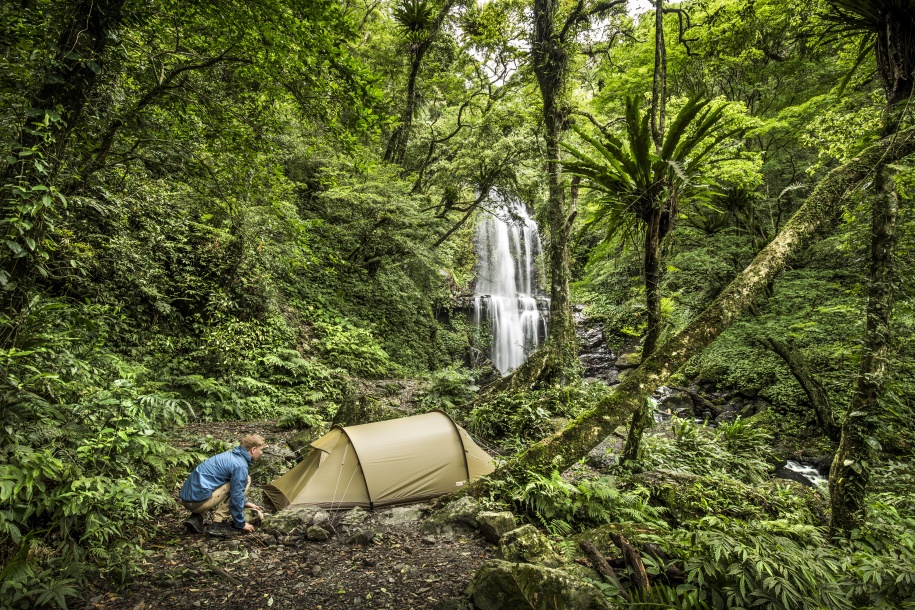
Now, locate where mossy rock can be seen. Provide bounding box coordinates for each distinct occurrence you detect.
[468,559,614,610]
[497,524,562,567]
[421,496,482,537]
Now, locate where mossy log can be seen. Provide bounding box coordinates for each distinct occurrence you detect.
[473,128,915,482]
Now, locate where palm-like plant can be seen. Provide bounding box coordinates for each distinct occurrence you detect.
[393,0,434,42]
[823,0,915,107]
[562,96,736,356]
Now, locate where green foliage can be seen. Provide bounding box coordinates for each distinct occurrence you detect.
[505,470,666,536]
[415,365,479,413]
[641,417,774,484]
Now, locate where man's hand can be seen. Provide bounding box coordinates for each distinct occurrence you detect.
[244,502,262,511]
[242,523,255,532]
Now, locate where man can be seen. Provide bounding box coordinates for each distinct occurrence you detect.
[180,433,265,534]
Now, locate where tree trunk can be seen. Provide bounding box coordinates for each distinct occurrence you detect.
[385,50,424,164]
[621,210,663,460]
[469,128,915,481]
[650,0,667,150]
[829,163,898,536]
[766,337,839,440]
[533,0,577,375]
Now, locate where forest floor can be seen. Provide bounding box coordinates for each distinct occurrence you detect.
[80,421,493,610]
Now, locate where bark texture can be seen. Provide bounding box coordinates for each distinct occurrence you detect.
[829,163,898,536]
[476,128,915,480]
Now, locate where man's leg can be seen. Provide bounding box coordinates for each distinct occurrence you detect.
[212,476,251,524]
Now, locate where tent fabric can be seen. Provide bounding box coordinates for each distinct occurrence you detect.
[262,410,495,511]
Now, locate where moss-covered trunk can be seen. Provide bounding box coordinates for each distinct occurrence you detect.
[766,337,839,440]
[474,128,915,479]
[829,164,898,536]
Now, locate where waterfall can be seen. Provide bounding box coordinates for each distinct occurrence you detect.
[473,196,549,375]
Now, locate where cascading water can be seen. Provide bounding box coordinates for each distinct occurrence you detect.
[473,196,549,375]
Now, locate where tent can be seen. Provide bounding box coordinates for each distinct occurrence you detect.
[262,410,495,510]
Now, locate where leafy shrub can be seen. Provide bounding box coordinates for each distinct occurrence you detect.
[415,365,479,413]
[312,320,395,378]
[505,470,666,535]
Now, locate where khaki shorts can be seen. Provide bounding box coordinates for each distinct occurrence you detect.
[181,476,250,523]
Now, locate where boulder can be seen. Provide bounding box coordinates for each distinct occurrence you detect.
[260,506,329,537]
[615,352,641,368]
[656,388,692,413]
[305,525,332,541]
[346,529,377,545]
[497,524,562,567]
[477,512,516,544]
[468,560,613,610]
[339,506,370,527]
[378,505,426,527]
[421,496,482,537]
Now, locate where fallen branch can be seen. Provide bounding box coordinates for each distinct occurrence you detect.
[201,552,242,585]
[610,533,651,600]
[579,540,630,602]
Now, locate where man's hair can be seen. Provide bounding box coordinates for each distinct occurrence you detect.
[241,434,266,450]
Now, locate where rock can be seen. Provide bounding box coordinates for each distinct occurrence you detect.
[332,393,402,427]
[261,506,327,537]
[305,525,332,541]
[340,506,370,527]
[715,410,740,423]
[421,496,482,537]
[377,505,426,526]
[346,529,376,545]
[244,507,264,525]
[477,512,516,544]
[615,351,641,368]
[310,565,322,577]
[656,388,692,413]
[604,369,620,385]
[468,559,613,610]
[497,524,562,567]
[465,347,500,385]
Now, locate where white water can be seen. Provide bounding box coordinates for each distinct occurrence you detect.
[784,460,829,489]
[474,198,549,375]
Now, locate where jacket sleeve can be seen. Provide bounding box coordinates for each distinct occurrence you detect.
[229,462,248,528]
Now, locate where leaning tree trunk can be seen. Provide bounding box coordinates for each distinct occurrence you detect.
[468,128,915,481]
[829,164,899,536]
[766,337,840,440]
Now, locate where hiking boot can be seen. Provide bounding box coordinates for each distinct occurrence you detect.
[183,513,204,534]
[207,522,239,538]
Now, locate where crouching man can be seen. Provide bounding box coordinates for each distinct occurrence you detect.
[180,434,265,534]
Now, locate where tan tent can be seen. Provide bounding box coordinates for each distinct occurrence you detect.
[262,410,495,510]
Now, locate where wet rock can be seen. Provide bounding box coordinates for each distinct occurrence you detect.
[261,506,328,537]
[305,525,332,541]
[605,369,620,385]
[465,347,500,385]
[477,512,516,544]
[615,352,641,368]
[497,524,562,567]
[421,496,482,537]
[715,410,740,424]
[468,559,613,610]
[346,529,377,545]
[656,388,692,413]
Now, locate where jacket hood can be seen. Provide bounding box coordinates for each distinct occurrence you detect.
[232,445,252,464]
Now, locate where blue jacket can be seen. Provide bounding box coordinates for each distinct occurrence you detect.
[180,446,251,528]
